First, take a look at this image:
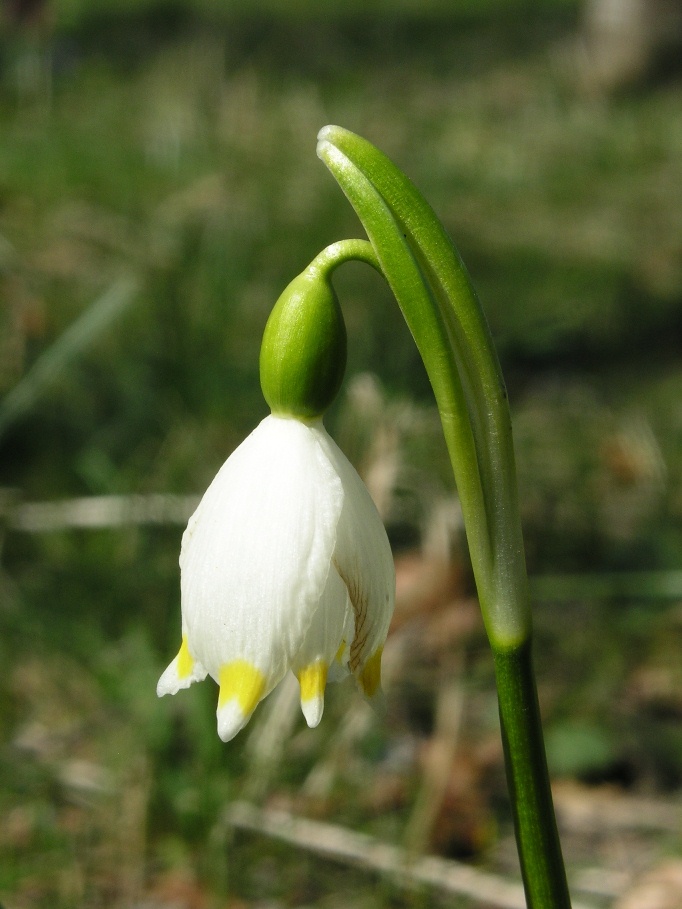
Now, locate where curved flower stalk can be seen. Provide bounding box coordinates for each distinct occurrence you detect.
[158,246,395,743]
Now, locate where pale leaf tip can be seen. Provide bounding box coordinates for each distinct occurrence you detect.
[316,124,337,142]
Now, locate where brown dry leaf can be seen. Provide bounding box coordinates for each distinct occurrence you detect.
[552,780,681,834]
[394,551,468,626]
[417,743,496,857]
[626,665,682,717]
[615,860,682,909]
[361,771,410,815]
[393,551,481,662]
[146,869,211,909]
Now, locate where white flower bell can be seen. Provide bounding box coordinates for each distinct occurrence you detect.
[157,257,395,742]
[157,414,395,741]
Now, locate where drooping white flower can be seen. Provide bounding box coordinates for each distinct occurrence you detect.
[157,413,395,742]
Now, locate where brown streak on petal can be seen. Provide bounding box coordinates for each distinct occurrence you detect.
[333,558,370,672]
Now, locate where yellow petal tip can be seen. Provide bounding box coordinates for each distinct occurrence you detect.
[358,647,383,699]
[157,636,207,696]
[297,661,328,727]
[217,700,249,743]
[218,660,266,711]
[177,635,195,679]
[298,661,328,701]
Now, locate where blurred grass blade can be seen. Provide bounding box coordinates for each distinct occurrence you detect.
[0,274,138,443]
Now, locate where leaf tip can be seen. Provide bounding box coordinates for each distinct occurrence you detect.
[317,124,344,143]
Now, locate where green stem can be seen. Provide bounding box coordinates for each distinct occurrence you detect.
[308,239,381,277]
[494,641,571,908]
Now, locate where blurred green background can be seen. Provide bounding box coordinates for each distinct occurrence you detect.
[2,1,682,907]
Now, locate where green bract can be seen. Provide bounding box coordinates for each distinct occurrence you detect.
[260,264,346,420]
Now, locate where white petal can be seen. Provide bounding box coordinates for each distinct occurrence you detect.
[215,659,267,742]
[326,603,354,683]
[291,565,350,727]
[156,654,208,696]
[217,699,250,743]
[312,425,395,695]
[156,636,208,697]
[179,415,343,710]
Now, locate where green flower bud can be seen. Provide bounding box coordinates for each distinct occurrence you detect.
[260,264,347,420]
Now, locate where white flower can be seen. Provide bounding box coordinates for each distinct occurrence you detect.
[157,414,395,742]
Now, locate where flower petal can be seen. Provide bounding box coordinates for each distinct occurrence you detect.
[296,662,327,728]
[326,606,355,683]
[291,565,351,727]
[312,425,395,698]
[157,636,208,696]
[216,660,266,742]
[179,415,344,717]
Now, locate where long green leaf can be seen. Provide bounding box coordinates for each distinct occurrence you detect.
[318,126,529,643]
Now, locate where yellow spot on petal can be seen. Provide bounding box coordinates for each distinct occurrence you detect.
[177,636,195,680]
[334,641,346,663]
[359,647,383,698]
[297,661,328,702]
[218,661,266,715]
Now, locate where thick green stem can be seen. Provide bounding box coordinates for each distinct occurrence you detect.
[494,640,571,909]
